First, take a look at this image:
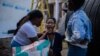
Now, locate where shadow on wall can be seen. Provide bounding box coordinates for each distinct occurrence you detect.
[83,0,100,56]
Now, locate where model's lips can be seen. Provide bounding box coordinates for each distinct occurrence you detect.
[47,27,52,30]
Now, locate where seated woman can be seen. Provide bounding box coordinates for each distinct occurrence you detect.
[39,18,63,56]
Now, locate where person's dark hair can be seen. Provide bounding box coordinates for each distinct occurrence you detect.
[14,10,43,35]
[28,10,43,21]
[17,16,28,27]
[46,17,56,23]
[14,16,28,35]
[70,0,85,10]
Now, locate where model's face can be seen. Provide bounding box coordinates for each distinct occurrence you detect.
[46,19,55,33]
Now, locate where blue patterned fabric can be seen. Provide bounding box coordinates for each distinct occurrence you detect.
[66,9,92,48]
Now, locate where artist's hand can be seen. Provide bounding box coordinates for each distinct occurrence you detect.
[43,29,48,35]
[79,40,87,45]
[71,39,87,45]
[70,38,79,44]
[39,29,48,40]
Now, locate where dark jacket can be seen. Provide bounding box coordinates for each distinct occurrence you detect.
[44,32,63,56]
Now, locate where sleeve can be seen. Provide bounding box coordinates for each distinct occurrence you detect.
[20,24,37,38]
[71,17,86,42]
[55,33,63,51]
[53,33,62,56]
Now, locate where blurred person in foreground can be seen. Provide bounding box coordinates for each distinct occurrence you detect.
[65,0,92,56]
